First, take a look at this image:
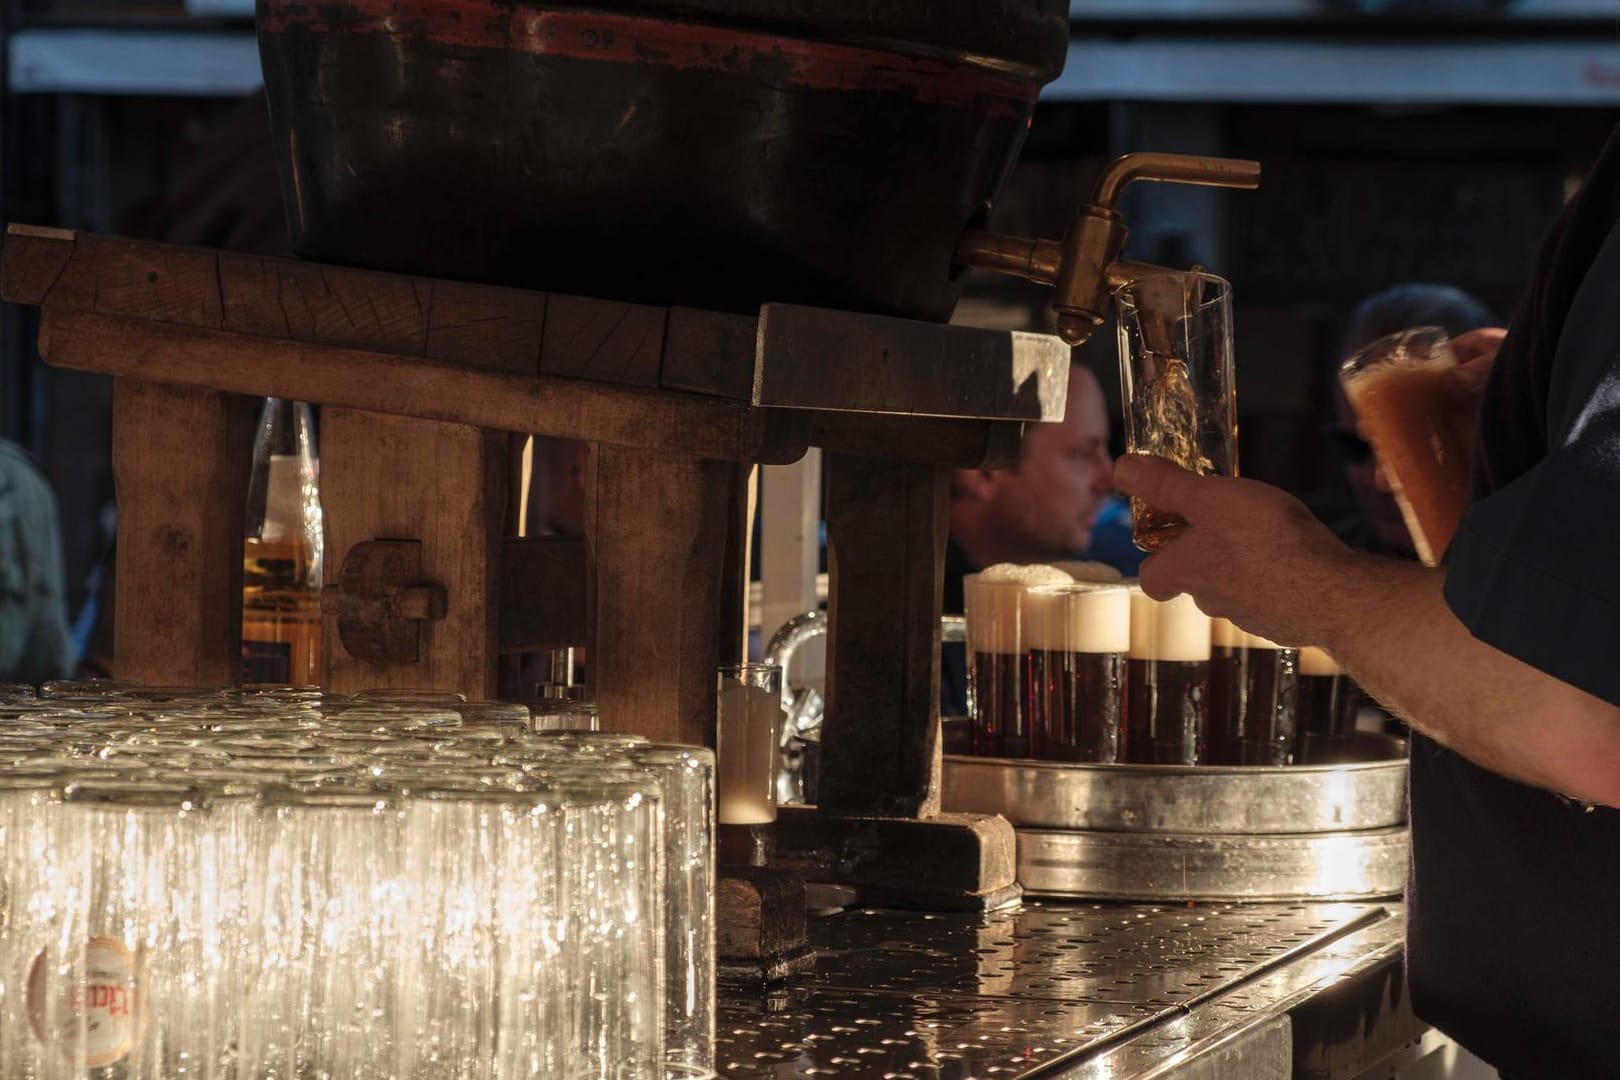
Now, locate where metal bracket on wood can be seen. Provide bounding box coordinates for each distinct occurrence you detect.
[322,540,448,663]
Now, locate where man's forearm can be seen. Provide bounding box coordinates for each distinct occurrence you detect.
[1321,556,1620,807]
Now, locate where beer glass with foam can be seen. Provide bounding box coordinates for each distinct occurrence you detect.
[1123,588,1211,764]
[1295,646,1363,764]
[1206,618,1299,766]
[964,564,1070,758]
[1339,326,1474,566]
[1025,582,1131,763]
[1116,271,1237,552]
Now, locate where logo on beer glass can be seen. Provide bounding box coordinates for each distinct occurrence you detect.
[27,936,149,1066]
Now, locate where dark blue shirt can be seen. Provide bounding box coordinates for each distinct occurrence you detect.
[1415,123,1620,1077]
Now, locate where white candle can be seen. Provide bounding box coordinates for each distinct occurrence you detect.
[717,680,779,825]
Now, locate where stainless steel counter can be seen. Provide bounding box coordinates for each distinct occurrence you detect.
[715,900,1422,1078]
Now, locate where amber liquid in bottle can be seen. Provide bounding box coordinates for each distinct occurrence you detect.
[242,536,321,685]
[242,399,325,686]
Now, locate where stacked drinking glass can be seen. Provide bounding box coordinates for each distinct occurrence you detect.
[0,681,715,1080]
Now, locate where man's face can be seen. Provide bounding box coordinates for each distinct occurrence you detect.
[983,366,1115,559]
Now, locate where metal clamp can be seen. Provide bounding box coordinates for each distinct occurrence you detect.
[321,539,448,663]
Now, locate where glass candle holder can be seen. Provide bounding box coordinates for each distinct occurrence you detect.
[716,664,782,826]
[1116,271,1237,553]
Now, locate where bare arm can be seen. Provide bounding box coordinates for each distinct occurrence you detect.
[1115,454,1620,807]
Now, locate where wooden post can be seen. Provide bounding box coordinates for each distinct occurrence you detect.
[320,409,505,697]
[110,379,256,686]
[819,454,949,819]
[585,446,745,745]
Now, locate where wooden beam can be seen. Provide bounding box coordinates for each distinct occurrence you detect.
[756,302,1071,420]
[819,454,949,818]
[4,228,1072,425]
[585,446,743,746]
[321,410,505,698]
[803,412,1025,470]
[37,310,801,463]
[111,380,255,686]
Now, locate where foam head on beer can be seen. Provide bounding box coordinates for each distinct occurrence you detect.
[966,563,1073,654]
[1210,616,1286,652]
[1299,646,1342,677]
[1047,560,1125,584]
[1127,587,1211,662]
[1025,582,1131,655]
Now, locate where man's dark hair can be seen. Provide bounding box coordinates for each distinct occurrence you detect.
[1339,283,1496,361]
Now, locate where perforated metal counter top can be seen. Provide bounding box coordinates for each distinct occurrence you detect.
[715,900,1409,1078]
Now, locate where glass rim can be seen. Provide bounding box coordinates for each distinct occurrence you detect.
[717,661,782,677]
[1024,580,1132,596]
[1113,267,1232,306]
[1339,324,1453,378]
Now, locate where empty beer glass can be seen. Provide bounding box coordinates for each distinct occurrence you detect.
[1116,271,1237,552]
[1339,326,1474,566]
[625,746,717,1074]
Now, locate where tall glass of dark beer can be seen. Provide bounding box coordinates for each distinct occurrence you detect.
[1123,588,1211,764]
[964,564,1070,758]
[1025,582,1131,763]
[1116,271,1237,553]
[1204,618,1299,766]
[1295,646,1362,764]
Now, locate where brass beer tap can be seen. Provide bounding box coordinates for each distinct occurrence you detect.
[955,152,1262,345]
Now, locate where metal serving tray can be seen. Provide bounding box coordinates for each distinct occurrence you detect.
[1016,826,1409,902]
[942,741,1407,835]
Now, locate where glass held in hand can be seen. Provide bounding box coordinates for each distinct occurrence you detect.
[1338,326,1473,567]
[1115,271,1237,552]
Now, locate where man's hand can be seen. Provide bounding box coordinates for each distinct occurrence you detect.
[1115,454,1364,647]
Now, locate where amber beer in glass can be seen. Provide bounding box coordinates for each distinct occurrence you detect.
[1116,272,1238,552]
[1124,588,1211,764]
[1205,618,1298,766]
[1340,327,1474,566]
[1025,583,1131,763]
[964,565,1070,758]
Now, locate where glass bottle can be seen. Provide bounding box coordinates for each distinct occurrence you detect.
[242,399,324,685]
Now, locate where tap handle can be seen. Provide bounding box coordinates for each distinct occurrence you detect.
[954,152,1261,346]
[1091,153,1262,211]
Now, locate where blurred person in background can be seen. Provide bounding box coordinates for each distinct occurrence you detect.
[945,360,1122,614]
[0,438,75,684]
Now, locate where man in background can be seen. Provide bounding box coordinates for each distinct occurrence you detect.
[945,360,1120,613]
[0,438,74,684]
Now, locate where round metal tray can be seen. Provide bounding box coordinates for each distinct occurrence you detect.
[942,738,1407,835]
[1016,826,1409,902]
